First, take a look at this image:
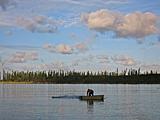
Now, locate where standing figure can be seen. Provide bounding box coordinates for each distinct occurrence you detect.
[87,89,94,96]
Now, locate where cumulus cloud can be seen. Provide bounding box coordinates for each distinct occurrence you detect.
[81,9,159,39]
[56,44,73,54]
[43,35,95,54]
[16,16,60,33]
[9,51,38,63]
[43,43,73,54]
[116,12,157,38]
[43,40,93,54]
[112,55,137,66]
[81,9,120,32]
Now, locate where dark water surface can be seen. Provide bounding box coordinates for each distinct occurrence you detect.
[0,84,160,120]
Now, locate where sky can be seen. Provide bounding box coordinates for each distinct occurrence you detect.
[0,0,160,73]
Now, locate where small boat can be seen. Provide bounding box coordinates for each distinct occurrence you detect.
[79,95,104,101]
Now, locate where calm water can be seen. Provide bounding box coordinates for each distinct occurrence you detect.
[0,84,160,120]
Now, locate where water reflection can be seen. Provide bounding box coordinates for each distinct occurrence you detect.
[87,100,94,113]
[86,100,104,113]
[87,100,94,105]
[0,84,160,120]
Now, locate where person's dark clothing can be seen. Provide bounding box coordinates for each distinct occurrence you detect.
[87,89,94,96]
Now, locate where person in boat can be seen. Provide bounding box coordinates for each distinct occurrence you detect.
[87,89,94,96]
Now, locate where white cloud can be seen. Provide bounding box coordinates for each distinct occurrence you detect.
[9,51,38,63]
[43,34,96,54]
[43,43,73,54]
[81,9,159,39]
[56,44,73,54]
[15,16,59,33]
[43,40,92,54]
[81,9,119,32]
[0,0,129,29]
[112,55,137,66]
[116,12,157,38]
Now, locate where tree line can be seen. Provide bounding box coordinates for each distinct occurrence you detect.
[2,68,160,84]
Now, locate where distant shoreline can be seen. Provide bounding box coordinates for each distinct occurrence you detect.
[0,81,160,84]
[1,70,160,84]
[0,81,33,84]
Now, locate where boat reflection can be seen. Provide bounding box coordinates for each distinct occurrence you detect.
[87,100,94,113]
[87,100,94,105]
[86,100,104,113]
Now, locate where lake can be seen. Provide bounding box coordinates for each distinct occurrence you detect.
[0,84,160,120]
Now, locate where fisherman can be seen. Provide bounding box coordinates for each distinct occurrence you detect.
[87,89,94,96]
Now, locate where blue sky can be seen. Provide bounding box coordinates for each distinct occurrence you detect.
[0,0,160,72]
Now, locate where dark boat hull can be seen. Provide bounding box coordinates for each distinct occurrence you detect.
[79,95,104,101]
